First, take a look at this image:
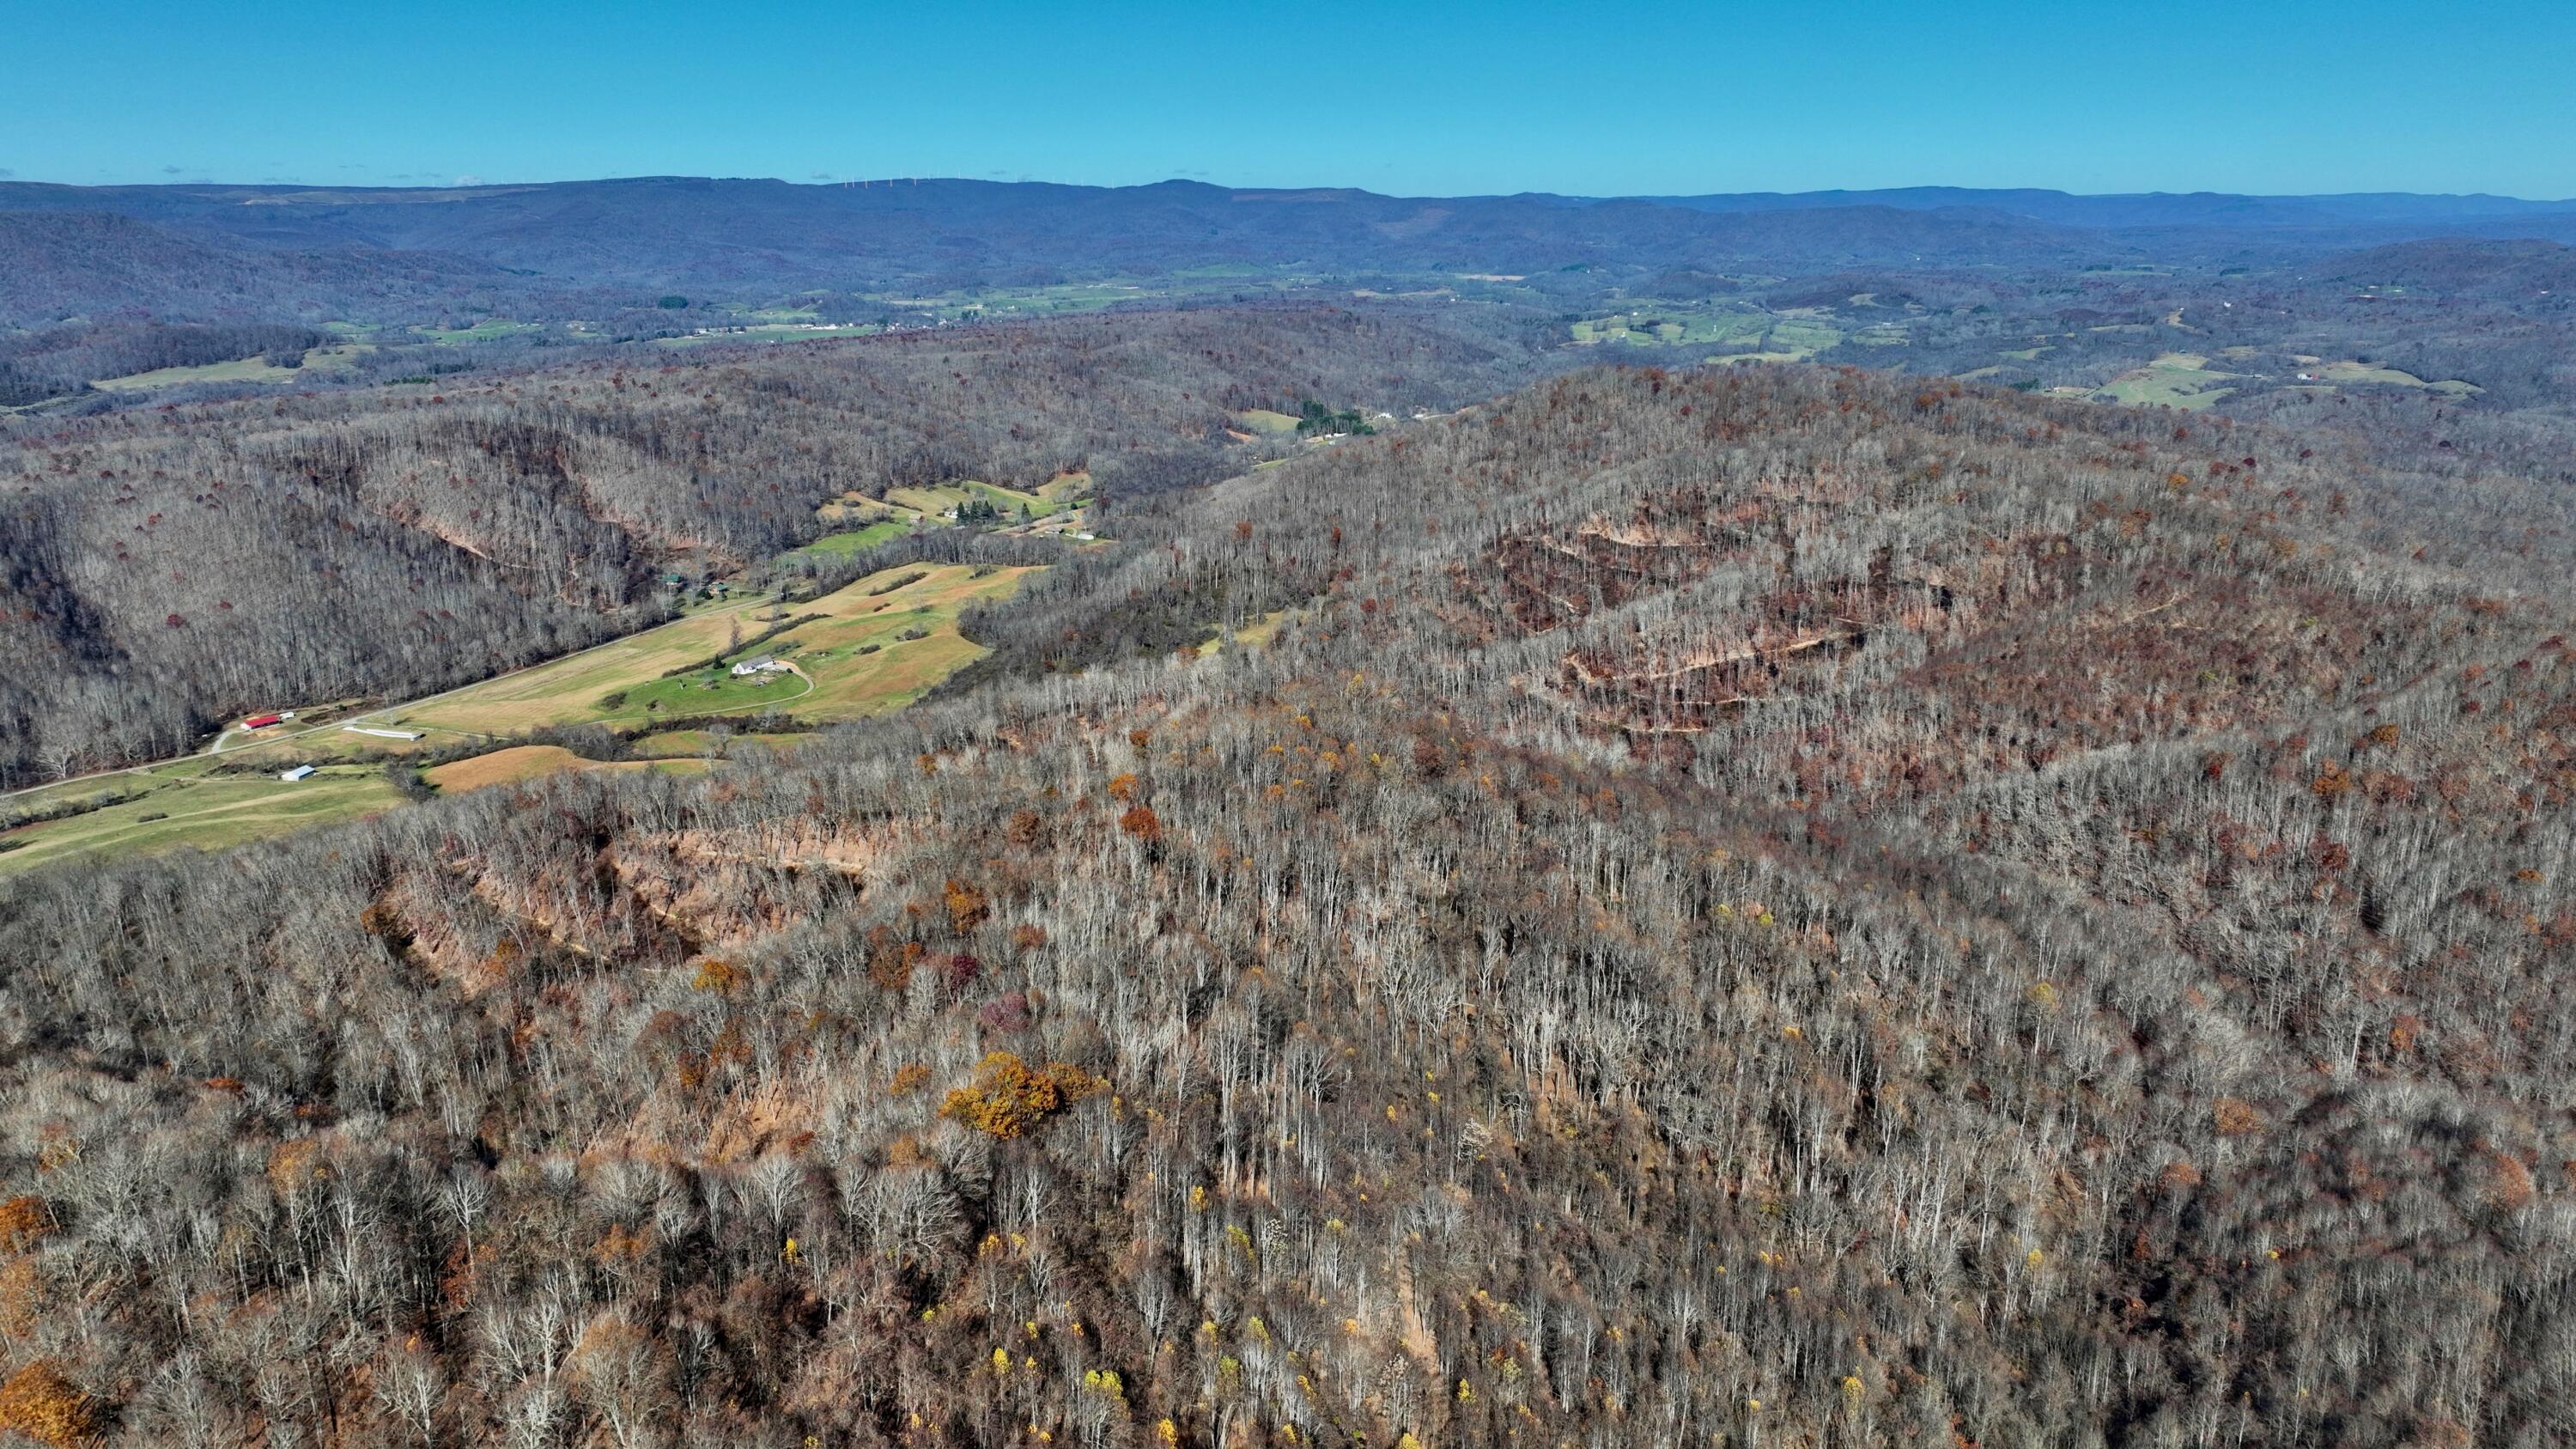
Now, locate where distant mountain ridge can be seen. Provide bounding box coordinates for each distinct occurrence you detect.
[6,175,2576,326]
[1631,186,2576,230]
[2321,236,2576,298]
[0,210,505,325]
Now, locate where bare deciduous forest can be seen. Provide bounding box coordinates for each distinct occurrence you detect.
[0,307,1538,783]
[3,341,2573,1448]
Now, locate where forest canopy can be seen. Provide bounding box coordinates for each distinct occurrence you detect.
[2,356,2572,1447]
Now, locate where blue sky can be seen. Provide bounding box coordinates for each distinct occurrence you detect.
[5,0,2572,198]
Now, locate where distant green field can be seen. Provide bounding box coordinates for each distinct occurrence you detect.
[93,344,375,392]
[417,320,543,344]
[2311,360,2480,396]
[3,563,1039,876]
[2093,353,2239,411]
[1764,320,1844,356]
[884,477,1082,521]
[658,324,870,349]
[1234,409,1300,436]
[785,521,917,559]
[629,730,726,758]
[1580,310,1827,356]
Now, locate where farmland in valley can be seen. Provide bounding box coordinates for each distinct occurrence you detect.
[0,562,1036,874]
[401,562,1036,736]
[0,760,402,877]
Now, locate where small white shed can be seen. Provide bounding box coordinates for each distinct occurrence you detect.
[280,764,318,782]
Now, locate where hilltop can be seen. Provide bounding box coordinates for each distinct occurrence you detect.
[1,361,2571,1446]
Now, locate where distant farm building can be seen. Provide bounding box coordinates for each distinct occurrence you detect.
[243,713,285,729]
[730,657,790,678]
[279,764,317,782]
[343,725,424,741]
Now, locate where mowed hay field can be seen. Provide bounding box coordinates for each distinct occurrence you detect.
[404,563,1038,736]
[2309,359,2482,396]
[786,520,917,558]
[824,472,1088,523]
[2093,352,2239,411]
[884,476,1087,521]
[0,766,401,877]
[422,746,710,794]
[91,344,375,393]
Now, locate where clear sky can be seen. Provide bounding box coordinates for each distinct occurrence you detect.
[5,0,2572,198]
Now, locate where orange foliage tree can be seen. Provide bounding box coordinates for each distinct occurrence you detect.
[0,1361,91,1447]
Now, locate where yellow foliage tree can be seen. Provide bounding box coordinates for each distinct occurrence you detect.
[940,1052,1104,1139]
[0,1361,91,1447]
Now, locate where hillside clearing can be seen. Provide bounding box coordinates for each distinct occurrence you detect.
[422,746,709,793]
[2311,359,2481,395]
[405,562,1036,736]
[92,344,374,392]
[2093,352,2239,410]
[0,767,400,876]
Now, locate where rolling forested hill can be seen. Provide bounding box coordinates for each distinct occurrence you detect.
[0,210,508,327]
[1,360,2570,1446]
[0,306,1538,783]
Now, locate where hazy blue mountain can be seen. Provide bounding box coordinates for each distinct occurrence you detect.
[9,175,2574,326]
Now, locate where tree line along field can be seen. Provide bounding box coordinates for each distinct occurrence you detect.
[820,472,1096,537]
[420,745,711,793]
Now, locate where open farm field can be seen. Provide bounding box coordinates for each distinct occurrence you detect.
[884,476,1083,521]
[783,520,918,558]
[421,746,710,793]
[414,320,543,344]
[2093,351,2240,409]
[2311,358,2482,394]
[1575,310,1772,349]
[92,344,374,391]
[0,764,400,877]
[404,562,1036,736]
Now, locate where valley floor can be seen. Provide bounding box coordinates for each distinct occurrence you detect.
[0,561,1032,877]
